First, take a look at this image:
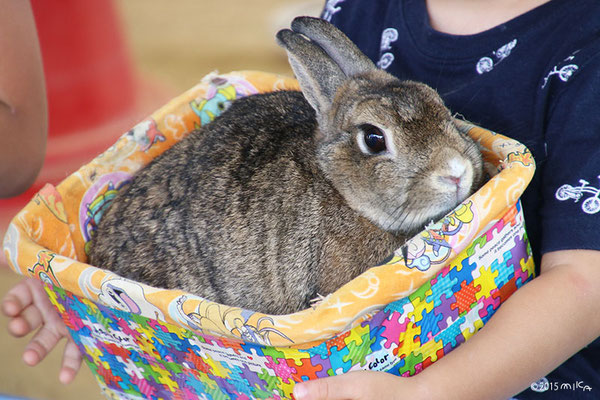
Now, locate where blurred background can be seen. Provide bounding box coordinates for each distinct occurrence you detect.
[0,1,322,398]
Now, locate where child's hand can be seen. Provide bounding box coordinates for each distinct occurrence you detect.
[293,371,427,400]
[1,277,82,384]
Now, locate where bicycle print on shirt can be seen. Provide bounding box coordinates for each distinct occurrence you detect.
[555,176,600,214]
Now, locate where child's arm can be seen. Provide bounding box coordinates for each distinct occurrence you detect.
[0,0,47,198]
[293,249,600,400]
[1,278,83,384]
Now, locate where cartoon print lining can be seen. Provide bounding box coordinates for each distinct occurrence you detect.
[81,172,133,255]
[126,119,166,152]
[189,75,257,128]
[404,201,476,271]
[3,71,536,399]
[555,176,600,214]
[28,250,60,287]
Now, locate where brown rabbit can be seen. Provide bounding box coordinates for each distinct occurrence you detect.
[88,17,484,315]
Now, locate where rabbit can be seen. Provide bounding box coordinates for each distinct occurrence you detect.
[88,17,484,315]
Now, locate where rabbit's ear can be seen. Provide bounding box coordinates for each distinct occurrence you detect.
[290,17,376,77]
[276,28,346,114]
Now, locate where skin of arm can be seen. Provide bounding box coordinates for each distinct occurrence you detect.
[293,249,600,400]
[0,0,47,198]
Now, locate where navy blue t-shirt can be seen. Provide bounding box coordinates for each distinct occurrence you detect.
[322,0,600,397]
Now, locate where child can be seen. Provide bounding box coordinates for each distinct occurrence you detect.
[294,0,600,399]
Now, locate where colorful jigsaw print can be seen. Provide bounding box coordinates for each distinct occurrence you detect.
[46,201,534,399]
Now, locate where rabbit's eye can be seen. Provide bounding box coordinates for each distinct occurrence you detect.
[361,124,386,154]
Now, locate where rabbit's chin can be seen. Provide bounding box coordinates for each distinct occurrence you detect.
[367,196,467,236]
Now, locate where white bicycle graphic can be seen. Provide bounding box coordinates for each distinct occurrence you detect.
[555,176,600,214]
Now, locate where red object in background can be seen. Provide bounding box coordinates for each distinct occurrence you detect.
[0,0,139,225]
[31,0,136,135]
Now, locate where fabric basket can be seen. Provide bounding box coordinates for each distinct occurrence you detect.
[3,71,536,400]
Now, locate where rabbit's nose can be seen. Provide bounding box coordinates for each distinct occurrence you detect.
[445,175,462,186]
[438,158,473,198]
[439,172,470,203]
[442,159,467,183]
[440,174,464,188]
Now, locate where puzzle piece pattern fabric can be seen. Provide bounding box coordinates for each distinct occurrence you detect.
[3,71,536,399]
[44,202,534,399]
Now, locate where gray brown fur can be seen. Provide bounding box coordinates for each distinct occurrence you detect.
[88,17,483,315]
